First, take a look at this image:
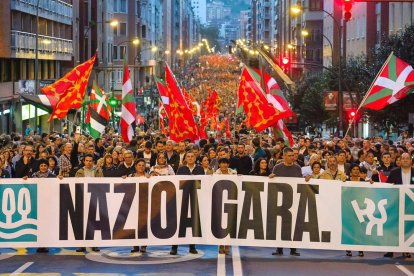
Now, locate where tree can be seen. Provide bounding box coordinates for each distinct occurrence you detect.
[200,26,221,52]
[365,25,414,133]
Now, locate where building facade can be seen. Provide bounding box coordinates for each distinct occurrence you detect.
[0,0,74,133]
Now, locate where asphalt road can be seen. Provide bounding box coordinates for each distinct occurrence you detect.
[0,246,413,275]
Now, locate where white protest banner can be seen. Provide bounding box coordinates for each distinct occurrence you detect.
[0,176,412,252]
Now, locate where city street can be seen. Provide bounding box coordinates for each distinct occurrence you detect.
[1,246,413,275]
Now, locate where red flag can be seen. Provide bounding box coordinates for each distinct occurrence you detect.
[237,68,281,132]
[204,90,221,131]
[42,53,96,122]
[136,114,145,125]
[165,64,199,142]
[183,87,200,116]
[378,171,388,183]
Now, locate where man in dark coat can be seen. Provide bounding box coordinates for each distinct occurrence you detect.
[170,151,204,255]
[230,144,253,175]
[384,152,414,258]
[14,144,39,178]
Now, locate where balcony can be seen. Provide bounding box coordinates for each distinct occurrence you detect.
[11,0,72,25]
[11,30,73,61]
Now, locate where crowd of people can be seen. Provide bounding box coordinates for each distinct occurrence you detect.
[1,54,412,258]
[0,128,413,258]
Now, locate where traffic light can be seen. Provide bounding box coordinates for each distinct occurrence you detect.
[343,0,353,22]
[109,97,118,107]
[347,109,358,121]
[280,56,290,72]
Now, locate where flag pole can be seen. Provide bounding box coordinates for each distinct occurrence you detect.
[344,51,394,137]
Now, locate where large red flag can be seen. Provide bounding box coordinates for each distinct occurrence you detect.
[42,53,96,122]
[165,64,199,142]
[237,68,281,132]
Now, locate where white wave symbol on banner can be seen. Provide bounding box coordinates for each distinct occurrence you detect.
[0,219,37,239]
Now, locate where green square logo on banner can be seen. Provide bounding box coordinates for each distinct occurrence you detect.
[341,187,399,246]
[0,184,38,242]
[404,189,414,247]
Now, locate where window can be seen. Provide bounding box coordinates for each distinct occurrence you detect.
[120,0,127,13]
[119,22,127,36]
[142,25,146,38]
[117,70,123,84]
[309,0,322,11]
[113,45,118,60]
[120,46,127,59]
[108,43,112,63]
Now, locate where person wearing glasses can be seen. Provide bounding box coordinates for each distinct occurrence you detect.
[14,144,39,178]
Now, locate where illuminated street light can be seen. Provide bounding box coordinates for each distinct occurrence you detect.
[109,20,119,27]
[301,30,309,37]
[291,5,302,15]
[132,38,140,45]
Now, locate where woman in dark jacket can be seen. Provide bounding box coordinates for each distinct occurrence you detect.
[250,157,271,176]
[101,154,116,177]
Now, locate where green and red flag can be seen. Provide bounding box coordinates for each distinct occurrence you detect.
[85,81,112,139]
[155,76,170,117]
[259,69,294,118]
[273,119,294,147]
[120,60,136,143]
[362,53,414,110]
[42,53,97,122]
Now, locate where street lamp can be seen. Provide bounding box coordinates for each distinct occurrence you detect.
[84,19,119,62]
[291,4,344,136]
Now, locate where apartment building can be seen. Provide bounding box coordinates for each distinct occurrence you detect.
[0,0,74,133]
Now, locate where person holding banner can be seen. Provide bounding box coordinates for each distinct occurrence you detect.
[74,154,103,253]
[319,156,347,182]
[269,147,302,256]
[170,151,204,255]
[131,158,150,253]
[149,152,175,176]
[384,152,414,258]
[371,152,395,183]
[346,164,366,257]
[250,158,271,176]
[200,155,214,175]
[215,157,237,255]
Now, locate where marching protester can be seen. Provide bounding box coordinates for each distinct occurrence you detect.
[170,151,204,255]
[319,156,347,181]
[230,143,253,175]
[345,164,366,257]
[384,152,414,258]
[250,157,271,176]
[14,144,39,178]
[214,157,236,255]
[269,147,302,257]
[200,155,214,175]
[75,154,103,253]
[30,158,58,253]
[149,152,175,176]
[130,158,150,254]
